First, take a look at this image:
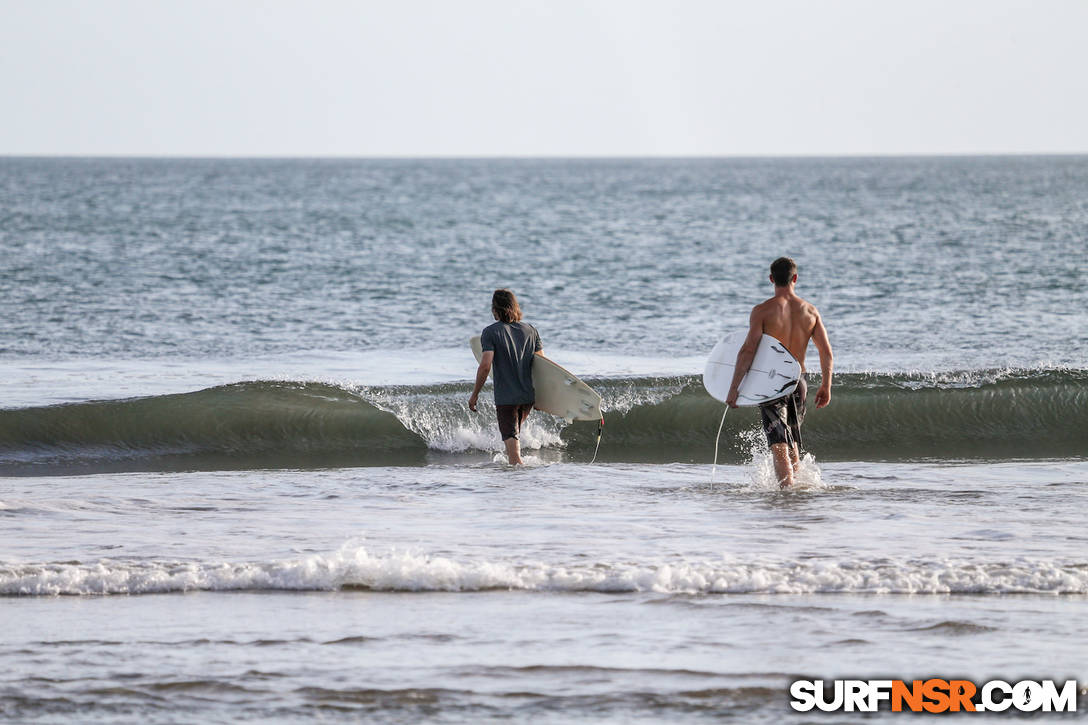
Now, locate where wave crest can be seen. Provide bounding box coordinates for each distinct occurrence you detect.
[0,368,1084,473]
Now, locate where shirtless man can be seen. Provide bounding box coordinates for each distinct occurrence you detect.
[726,257,833,488]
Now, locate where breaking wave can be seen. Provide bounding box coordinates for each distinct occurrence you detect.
[0,368,1084,474]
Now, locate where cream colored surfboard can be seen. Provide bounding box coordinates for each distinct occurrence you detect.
[470,336,602,423]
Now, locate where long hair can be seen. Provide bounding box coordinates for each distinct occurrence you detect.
[491,289,523,323]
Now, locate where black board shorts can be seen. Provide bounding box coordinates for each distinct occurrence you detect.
[496,403,533,441]
[759,377,807,448]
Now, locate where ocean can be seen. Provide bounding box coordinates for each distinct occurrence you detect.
[1,156,1086,722]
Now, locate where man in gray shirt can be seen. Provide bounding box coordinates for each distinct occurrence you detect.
[468,289,543,465]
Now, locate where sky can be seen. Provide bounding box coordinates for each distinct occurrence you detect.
[2,0,1086,157]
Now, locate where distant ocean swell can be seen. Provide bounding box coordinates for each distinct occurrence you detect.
[0,369,1084,474]
[3,547,1086,596]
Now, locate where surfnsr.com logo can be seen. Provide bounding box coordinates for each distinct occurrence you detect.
[790,679,1079,713]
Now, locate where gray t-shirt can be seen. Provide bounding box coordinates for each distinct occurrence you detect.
[480,321,542,406]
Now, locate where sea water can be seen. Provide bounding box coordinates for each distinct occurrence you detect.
[1,157,1086,722]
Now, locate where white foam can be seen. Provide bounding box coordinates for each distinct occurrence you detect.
[598,378,687,414]
[3,547,1086,596]
[736,427,827,491]
[366,391,565,454]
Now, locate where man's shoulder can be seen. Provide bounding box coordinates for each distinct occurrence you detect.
[752,297,778,315]
[795,296,820,316]
[480,322,503,345]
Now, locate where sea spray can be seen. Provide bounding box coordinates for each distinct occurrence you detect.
[737,426,827,491]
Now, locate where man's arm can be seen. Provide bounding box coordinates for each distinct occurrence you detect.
[468,351,494,411]
[726,308,763,408]
[811,311,833,408]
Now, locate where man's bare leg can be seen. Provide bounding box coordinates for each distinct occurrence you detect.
[504,437,523,465]
[770,442,795,488]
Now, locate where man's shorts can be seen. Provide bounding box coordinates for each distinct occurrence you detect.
[496,403,534,441]
[759,377,807,448]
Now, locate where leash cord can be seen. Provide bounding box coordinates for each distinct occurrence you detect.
[711,406,729,480]
[589,415,604,464]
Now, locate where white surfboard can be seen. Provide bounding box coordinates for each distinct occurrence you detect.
[470,336,602,423]
[703,331,801,406]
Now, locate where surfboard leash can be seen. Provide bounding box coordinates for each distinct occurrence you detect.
[589,414,604,464]
[711,405,729,481]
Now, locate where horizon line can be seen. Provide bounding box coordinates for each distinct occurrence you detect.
[3,151,1088,162]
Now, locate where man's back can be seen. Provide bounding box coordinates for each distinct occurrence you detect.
[753,293,821,372]
[480,320,541,406]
